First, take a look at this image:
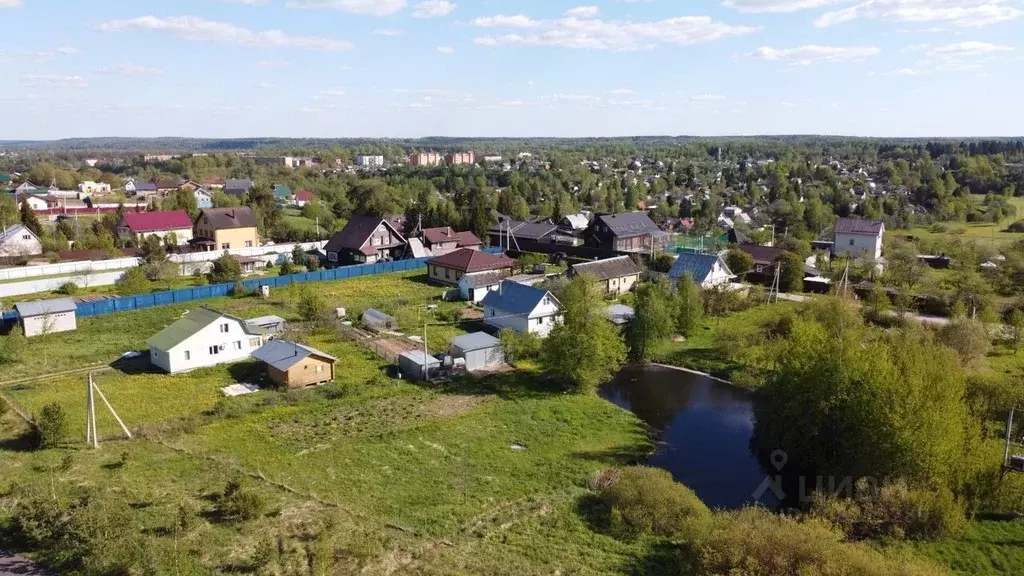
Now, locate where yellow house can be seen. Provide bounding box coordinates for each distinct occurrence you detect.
[192,207,260,251]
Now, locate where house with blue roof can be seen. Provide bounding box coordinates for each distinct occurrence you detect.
[481,281,562,337]
[668,253,734,289]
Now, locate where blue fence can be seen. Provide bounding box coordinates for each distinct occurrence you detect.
[1,247,503,326]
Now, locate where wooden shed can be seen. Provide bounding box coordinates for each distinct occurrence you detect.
[250,340,337,388]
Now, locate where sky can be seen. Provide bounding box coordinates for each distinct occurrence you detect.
[0,0,1022,139]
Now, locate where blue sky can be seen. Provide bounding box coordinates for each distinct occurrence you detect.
[1,0,1022,139]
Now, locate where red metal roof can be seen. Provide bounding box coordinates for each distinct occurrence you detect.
[427,248,514,273]
[422,227,481,247]
[295,190,313,201]
[121,210,194,233]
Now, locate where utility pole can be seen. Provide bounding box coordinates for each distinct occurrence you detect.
[423,321,430,381]
[1004,407,1015,470]
[86,373,98,448]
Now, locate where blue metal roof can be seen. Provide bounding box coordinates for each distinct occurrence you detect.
[250,339,336,372]
[481,281,555,315]
[668,252,725,283]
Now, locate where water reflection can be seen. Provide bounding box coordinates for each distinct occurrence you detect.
[599,365,776,510]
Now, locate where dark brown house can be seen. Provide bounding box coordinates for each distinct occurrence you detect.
[582,212,667,253]
[325,215,407,265]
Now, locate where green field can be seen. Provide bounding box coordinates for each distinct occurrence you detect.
[900,195,1024,245]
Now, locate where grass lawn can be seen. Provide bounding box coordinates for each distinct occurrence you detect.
[898,195,1024,246]
[901,518,1024,576]
[281,208,340,238]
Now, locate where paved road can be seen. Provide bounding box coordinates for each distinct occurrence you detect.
[0,553,53,576]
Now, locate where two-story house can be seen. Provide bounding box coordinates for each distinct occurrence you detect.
[324,214,407,265]
[147,307,266,373]
[192,207,260,251]
[834,218,884,260]
[117,210,195,246]
[582,212,668,253]
[421,226,482,256]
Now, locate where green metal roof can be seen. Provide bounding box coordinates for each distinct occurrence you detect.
[0,173,10,184]
[146,307,262,351]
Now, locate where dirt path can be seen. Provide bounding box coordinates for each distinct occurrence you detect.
[0,552,53,576]
[1,364,110,387]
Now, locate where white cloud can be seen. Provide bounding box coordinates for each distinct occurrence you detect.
[97,15,354,51]
[0,47,79,62]
[608,88,634,94]
[221,0,270,4]
[437,45,454,53]
[815,0,1022,29]
[907,40,1014,70]
[259,82,276,88]
[374,28,405,36]
[0,0,22,7]
[55,47,79,55]
[95,63,164,76]
[472,13,758,50]
[285,0,407,16]
[885,67,920,75]
[316,89,346,98]
[744,44,881,65]
[721,0,847,13]
[924,40,1014,57]
[257,59,292,68]
[689,93,726,101]
[565,6,600,18]
[413,0,455,18]
[21,74,87,88]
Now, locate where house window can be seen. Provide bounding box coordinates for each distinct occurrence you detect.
[22,234,30,240]
[316,365,324,373]
[208,346,220,355]
[849,239,855,246]
[234,341,242,350]
[490,309,496,317]
[536,317,544,325]
[756,265,763,273]
[249,338,260,347]
[245,241,253,247]
[445,268,450,279]
[184,351,191,361]
[328,252,338,262]
[220,323,229,333]
[222,243,231,250]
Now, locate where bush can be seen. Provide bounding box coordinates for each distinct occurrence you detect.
[810,479,967,540]
[695,507,942,576]
[231,280,250,298]
[218,477,267,522]
[937,319,991,368]
[0,325,25,366]
[57,281,79,295]
[34,402,69,449]
[650,253,676,273]
[598,466,710,537]
[499,328,542,363]
[191,269,208,286]
[209,254,242,284]
[115,267,150,296]
[297,286,327,322]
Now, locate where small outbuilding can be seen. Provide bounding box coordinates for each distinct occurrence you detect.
[246,315,286,335]
[14,297,77,337]
[250,340,337,388]
[451,332,504,372]
[362,308,398,332]
[398,350,440,381]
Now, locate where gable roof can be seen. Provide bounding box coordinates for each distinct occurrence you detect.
[736,244,784,267]
[272,185,292,198]
[834,218,884,236]
[668,253,731,283]
[422,227,481,247]
[560,214,589,230]
[0,224,38,243]
[146,307,261,350]
[133,182,158,192]
[294,190,313,202]
[569,255,643,282]
[488,220,558,241]
[155,179,185,190]
[427,248,514,273]
[224,178,253,191]
[197,207,258,230]
[120,210,193,233]
[15,297,76,317]
[460,270,507,288]
[727,228,752,245]
[250,339,336,372]
[481,281,559,315]
[325,215,406,255]
[591,212,660,238]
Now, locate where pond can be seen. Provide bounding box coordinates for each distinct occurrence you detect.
[599,364,775,510]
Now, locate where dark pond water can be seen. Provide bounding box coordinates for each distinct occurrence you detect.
[599,364,775,510]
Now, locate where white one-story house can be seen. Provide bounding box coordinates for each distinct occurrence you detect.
[0,224,43,257]
[147,307,266,374]
[568,255,643,296]
[481,281,562,337]
[667,253,734,289]
[14,298,77,337]
[458,270,507,303]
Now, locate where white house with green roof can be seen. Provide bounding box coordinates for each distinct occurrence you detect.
[147,307,266,374]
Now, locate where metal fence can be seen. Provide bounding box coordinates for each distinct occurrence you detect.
[1,247,502,326]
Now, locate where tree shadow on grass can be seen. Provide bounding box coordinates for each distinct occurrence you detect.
[0,429,36,453]
[417,369,572,401]
[108,353,161,376]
